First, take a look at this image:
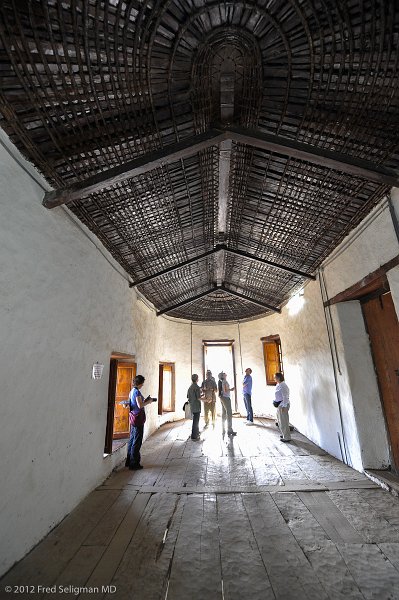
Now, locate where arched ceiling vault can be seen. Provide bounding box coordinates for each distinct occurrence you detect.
[1,1,398,321]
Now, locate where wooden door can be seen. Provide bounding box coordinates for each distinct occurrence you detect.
[263,340,282,385]
[113,363,136,439]
[362,292,399,471]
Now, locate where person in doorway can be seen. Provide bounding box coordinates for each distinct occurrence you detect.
[218,372,237,437]
[187,374,202,440]
[243,367,254,425]
[125,375,155,470]
[274,372,291,442]
[201,369,217,428]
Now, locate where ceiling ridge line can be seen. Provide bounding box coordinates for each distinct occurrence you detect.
[131,244,315,287]
[42,126,399,210]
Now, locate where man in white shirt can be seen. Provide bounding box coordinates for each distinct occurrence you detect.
[274,372,291,442]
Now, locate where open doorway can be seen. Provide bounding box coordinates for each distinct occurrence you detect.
[203,340,238,411]
[104,354,136,454]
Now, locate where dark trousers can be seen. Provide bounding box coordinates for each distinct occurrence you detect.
[243,393,253,422]
[126,425,144,467]
[191,412,200,439]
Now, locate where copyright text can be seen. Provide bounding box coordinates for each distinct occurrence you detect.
[3,585,117,595]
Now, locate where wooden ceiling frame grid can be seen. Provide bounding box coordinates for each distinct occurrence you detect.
[0,0,398,321]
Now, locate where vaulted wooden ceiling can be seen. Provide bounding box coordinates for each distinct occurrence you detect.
[1,1,398,321]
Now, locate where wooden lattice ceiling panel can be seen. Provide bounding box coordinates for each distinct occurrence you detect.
[227,143,387,271]
[0,0,398,321]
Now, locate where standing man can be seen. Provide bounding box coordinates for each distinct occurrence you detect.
[243,367,254,425]
[218,372,237,437]
[201,369,217,428]
[125,375,155,470]
[274,372,291,442]
[187,374,202,441]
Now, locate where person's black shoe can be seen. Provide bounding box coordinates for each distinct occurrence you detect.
[129,464,143,470]
[227,431,237,436]
[280,439,291,443]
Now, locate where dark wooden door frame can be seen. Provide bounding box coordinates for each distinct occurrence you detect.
[158,362,175,415]
[324,254,399,306]
[158,364,164,416]
[104,358,118,454]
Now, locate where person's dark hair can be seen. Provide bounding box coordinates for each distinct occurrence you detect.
[274,372,284,382]
[134,375,145,386]
[191,374,198,382]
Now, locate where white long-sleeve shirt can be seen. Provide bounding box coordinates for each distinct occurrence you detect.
[222,379,232,398]
[275,381,290,408]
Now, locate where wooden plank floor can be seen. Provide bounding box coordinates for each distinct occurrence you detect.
[3,417,399,600]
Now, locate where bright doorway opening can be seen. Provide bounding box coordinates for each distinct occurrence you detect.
[158,362,175,414]
[203,340,238,411]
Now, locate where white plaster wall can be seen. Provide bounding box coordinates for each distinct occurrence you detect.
[159,279,344,462]
[131,300,162,431]
[323,192,399,298]
[319,191,399,470]
[0,134,160,576]
[332,302,389,470]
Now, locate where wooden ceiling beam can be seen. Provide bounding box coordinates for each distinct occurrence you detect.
[225,247,316,280]
[43,126,399,209]
[156,286,218,317]
[43,129,227,208]
[156,283,281,317]
[220,285,281,313]
[226,125,399,188]
[130,247,219,287]
[131,244,314,287]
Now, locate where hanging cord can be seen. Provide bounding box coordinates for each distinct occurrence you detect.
[190,321,193,375]
[319,268,350,466]
[237,321,243,375]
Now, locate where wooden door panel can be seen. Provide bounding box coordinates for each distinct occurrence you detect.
[113,364,136,438]
[263,341,280,385]
[363,293,399,470]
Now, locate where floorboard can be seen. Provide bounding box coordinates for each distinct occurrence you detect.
[3,417,399,600]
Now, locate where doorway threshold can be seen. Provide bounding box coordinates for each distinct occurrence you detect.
[112,437,129,452]
[365,469,399,497]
